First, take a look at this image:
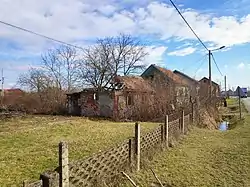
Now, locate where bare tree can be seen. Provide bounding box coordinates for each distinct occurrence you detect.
[17,68,51,93]
[79,34,148,90]
[41,45,79,91]
[56,46,79,91]
[117,34,148,75]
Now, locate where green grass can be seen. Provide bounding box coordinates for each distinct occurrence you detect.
[226,98,248,114]
[226,98,238,106]
[0,115,158,186]
[121,116,250,187]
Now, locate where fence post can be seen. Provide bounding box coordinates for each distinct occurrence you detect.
[165,115,169,147]
[182,110,185,134]
[40,173,51,187]
[135,123,140,172]
[128,138,134,171]
[23,181,27,187]
[59,141,69,187]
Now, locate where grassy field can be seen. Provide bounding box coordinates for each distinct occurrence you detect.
[121,116,250,187]
[0,115,158,186]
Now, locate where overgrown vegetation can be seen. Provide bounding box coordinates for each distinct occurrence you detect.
[0,116,158,186]
[120,116,250,187]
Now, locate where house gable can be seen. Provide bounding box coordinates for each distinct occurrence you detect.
[141,64,186,85]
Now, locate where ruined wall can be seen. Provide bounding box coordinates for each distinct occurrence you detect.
[80,93,99,117]
[98,92,113,118]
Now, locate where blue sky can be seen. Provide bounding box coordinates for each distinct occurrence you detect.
[1,0,250,90]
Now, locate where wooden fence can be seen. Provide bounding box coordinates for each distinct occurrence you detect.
[24,111,193,187]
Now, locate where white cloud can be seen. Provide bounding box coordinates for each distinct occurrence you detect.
[2,0,250,51]
[97,5,117,16]
[168,47,196,56]
[144,46,167,65]
[2,0,250,88]
[237,62,245,69]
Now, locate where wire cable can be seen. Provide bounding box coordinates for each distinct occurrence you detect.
[181,54,207,72]
[0,20,84,50]
[193,55,207,76]
[211,53,223,76]
[168,0,209,51]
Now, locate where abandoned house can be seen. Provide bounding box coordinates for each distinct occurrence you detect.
[67,76,154,120]
[67,65,199,120]
[141,64,190,106]
[173,70,200,97]
[199,77,220,97]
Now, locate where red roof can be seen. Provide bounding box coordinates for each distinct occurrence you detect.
[2,89,24,95]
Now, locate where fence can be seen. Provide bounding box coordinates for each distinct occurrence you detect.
[24,110,194,187]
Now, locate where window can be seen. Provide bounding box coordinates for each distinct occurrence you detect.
[127,95,134,106]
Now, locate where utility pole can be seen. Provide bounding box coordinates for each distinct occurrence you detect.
[208,46,225,100]
[238,87,242,120]
[208,50,212,99]
[224,75,227,98]
[0,69,4,106]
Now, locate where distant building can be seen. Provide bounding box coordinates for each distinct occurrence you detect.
[199,77,220,97]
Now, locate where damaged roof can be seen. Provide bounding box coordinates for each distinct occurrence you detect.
[173,70,199,85]
[142,64,188,85]
[114,75,154,92]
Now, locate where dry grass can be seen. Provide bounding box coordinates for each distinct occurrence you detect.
[120,116,250,187]
[0,115,158,186]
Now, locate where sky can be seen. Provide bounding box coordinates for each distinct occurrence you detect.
[1,0,250,90]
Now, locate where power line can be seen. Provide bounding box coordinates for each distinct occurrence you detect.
[181,54,207,72]
[194,55,207,76]
[168,0,209,51]
[211,53,223,76]
[0,20,84,50]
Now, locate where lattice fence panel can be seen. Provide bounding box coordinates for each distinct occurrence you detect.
[68,141,129,187]
[140,126,162,154]
[169,119,181,140]
[25,180,42,187]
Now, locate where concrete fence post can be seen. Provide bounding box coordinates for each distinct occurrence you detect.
[135,123,141,172]
[182,110,185,134]
[165,115,169,147]
[59,141,69,187]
